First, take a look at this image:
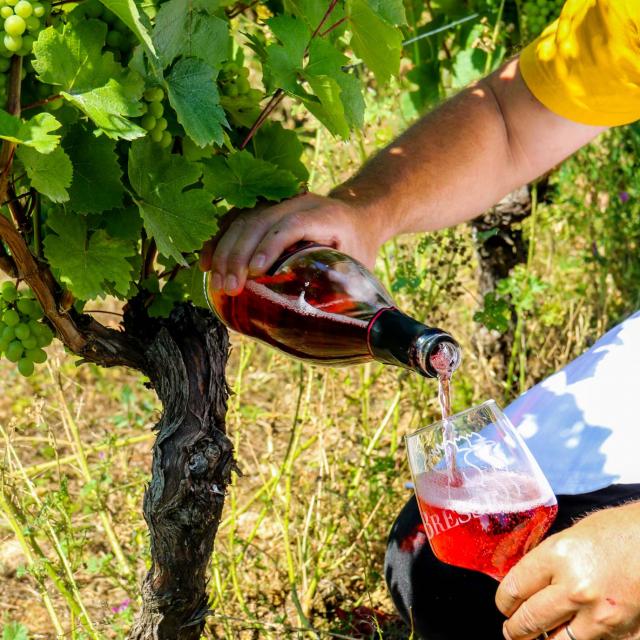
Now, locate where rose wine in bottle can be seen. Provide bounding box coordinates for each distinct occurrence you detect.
[205,243,461,378]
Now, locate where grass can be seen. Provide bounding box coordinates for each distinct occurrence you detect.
[1,99,639,639]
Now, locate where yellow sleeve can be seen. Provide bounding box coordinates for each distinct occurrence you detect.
[520,0,640,126]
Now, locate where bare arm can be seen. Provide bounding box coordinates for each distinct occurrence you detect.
[202,58,604,294]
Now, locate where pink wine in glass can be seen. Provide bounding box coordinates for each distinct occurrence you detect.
[415,469,558,580]
[205,243,461,378]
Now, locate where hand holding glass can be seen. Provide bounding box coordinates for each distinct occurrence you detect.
[406,400,558,581]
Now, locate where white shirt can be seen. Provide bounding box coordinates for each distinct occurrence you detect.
[505,311,640,495]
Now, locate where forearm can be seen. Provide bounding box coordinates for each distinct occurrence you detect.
[332,58,604,241]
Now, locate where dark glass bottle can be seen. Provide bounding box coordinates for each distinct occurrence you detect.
[205,244,461,378]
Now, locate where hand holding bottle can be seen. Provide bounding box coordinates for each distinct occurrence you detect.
[198,193,385,295]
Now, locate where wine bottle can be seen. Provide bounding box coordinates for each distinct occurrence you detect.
[204,244,461,378]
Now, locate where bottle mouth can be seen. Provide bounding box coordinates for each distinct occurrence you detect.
[415,334,462,378]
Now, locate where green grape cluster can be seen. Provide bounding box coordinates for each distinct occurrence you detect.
[76,0,137,62]
[218,61,252,100]
[0,0,47,57]
[0,281,53,377]
[522,0,564,37]
[140,86,172,148]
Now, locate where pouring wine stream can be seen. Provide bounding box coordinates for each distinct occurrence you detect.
[430,342,463,486]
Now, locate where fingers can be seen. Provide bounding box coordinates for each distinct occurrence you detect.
[206,194,334,295]
[199,238,215,272]
[547,615,610,640]
[208,216,256,295]
[496,544,555,617]
[502,585,577,640]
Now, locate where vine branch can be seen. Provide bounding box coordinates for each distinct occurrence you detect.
[240,0,342,150]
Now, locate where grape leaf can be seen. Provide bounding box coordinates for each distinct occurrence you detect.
[174,263,209,309]
[62,125,124,214]
[369,0,407,25]
[33,21,145,139]
[16,146,72,203]
[301,74,349,139]
[153,0,228,69]
[166,57,227,148]
[283,0,346,34]
[0,111,62,153]
[99,0,157,62]
[252,123,308,182]
[102,206,143,241]
[306,39,364,129]
[43,210,136,300]
[264,15,309,92]
[202,151,299,208]
[128,139,217,265]
[347,0,402,85]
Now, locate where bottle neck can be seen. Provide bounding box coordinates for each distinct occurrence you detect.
[367,308,461,378]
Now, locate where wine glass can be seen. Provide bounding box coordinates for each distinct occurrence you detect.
[405,400,558,582]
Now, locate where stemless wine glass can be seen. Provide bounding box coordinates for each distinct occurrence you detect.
[406,400,558,582]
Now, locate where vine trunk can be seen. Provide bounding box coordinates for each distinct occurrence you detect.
[126,303,234,639]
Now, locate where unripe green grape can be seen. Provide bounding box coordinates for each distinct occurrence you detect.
[4,14,25,35]
[143,86,164,102]
[106,30,123,49]
[236,77,250,94]
[141,114,156,130]
[155,116,167,131]
[0,337,10,353]
[18,357,34,376]
[102,7,117,23]
[84,0,102,18]
[5,339,23,362]
[4,33,22,51]
[17,33,32,54]
[16,298,34,316]
[222,61,238,74]
[3,308,19,326]
[150,126,163,142]
[5,0,17,6]
[148,100,163,118]
[0,6,12,17]
[160,131,172,148]
[21,335,37,350]
[139,101,148,114]
[24,15,38,30]
[223,83,238,98]
[1,281,18,301]
[239,66,249,78]
[31,1,43,16]
[35,324,53,346]
[14,323,30,341]
[1,324,15,342]
[26,347,46,363]
[14,0,31,17]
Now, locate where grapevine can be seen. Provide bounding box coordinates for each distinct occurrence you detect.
[522,0,564,38]
[0,280,52,377]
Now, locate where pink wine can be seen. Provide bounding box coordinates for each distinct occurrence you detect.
[206,244,461,378]
[415,469,557,580]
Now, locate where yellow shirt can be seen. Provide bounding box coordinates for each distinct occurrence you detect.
[520,0,640,126]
